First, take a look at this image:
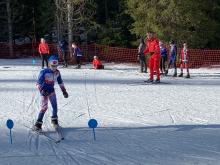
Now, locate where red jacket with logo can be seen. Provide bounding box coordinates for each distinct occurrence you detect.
[39,43,50,55]
[144,38,160,59]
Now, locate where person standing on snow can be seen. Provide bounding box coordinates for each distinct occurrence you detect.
[58,38,68,67]
[33,55,68,131]
[159,41,167,75]
[144,31,161,83]
[72,42,82,69]
[179,42,190,78]
[165,40,177,77]
[38,38,50,69]
[138,37,147,73]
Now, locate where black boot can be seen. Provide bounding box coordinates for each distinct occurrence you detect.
[155,79,160,83]
[172,72,177,77]
[145,79,153,83]
[51,117,59,128]
[178,72,183,77]
[33,121,43,132]
[185,73,190,78]
[172,69,177,77]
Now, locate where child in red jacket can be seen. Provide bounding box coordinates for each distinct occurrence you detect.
[92,56,104,69]
[179,42,190,78]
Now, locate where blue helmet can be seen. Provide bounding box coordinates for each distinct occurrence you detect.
[49,55,58,65]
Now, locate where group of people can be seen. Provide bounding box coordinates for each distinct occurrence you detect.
[138,31,190,83]
[35,33,190,131]
[38,37,104,70]
[39,38,82,69]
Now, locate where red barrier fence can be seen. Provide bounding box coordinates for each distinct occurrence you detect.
[0,43,220,68]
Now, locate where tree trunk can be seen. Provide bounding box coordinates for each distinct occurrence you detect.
[67,0,72,58]
[55,0,61,42]
[6,0,14,58]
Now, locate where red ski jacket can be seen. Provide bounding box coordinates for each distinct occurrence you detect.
[144,38,160,59]
[93,59,102,69]
[39,43,50,55]
[180,48,189,62]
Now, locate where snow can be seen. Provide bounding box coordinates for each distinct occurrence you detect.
[0,58,220,165]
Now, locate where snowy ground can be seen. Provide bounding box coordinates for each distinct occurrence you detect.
[0,58,220,165]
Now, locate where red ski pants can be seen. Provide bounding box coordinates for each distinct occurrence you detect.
[148,56,160,80]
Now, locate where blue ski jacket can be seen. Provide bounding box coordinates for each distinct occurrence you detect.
[36,68,65,94]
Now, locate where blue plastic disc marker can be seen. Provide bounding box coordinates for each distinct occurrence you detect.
[6,119,14,144]
[88,119,98,140]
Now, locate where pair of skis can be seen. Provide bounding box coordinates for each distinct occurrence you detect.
[35,126,64,144]
[25,125,64,144]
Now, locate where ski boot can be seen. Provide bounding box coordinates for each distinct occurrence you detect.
[51,118,59,128]
[145,79,153,83]
[172,72,177,77]
[178,72,183,77]
[32,121,43,132]
[185,73,190,78]
[75,64,81,69]
[155,79,160,83]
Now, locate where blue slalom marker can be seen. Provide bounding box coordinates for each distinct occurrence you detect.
[6,119,14,144]
[88,119,98,140]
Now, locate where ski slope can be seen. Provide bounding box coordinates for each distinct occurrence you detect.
[0,58,220,165]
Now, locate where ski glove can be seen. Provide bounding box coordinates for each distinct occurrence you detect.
[41,89,49,96]
[149,52,154,56]
[63,91,68,98]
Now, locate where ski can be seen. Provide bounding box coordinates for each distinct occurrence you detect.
[24,125,64,144]
[54,126,64,143]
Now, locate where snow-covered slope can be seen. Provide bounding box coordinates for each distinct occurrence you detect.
[0,58,220,165]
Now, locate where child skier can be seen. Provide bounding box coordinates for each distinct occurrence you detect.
[165,40,177,77]
[33,55,68,131]
[159,41,167,75]
[92,56,104,69]
[179,42,190,78]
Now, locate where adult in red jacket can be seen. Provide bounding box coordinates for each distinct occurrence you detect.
[92,56,104,69]
[39,38,50,69]
[144,32,161,83]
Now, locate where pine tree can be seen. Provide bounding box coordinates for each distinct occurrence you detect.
[126,0,220,48]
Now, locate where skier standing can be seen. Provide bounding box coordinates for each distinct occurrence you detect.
[38,38,50,69]
[138,37,147,73]
[165,40,177,77]
[72,42,82,69]
[58,38,68,67]
[144,31,161,83]
[179,42,190,78]
[159,41,167,75]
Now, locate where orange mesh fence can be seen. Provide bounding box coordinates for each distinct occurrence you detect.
[0,43,220,68]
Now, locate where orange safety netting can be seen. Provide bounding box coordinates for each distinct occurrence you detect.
[0,43,220,68]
